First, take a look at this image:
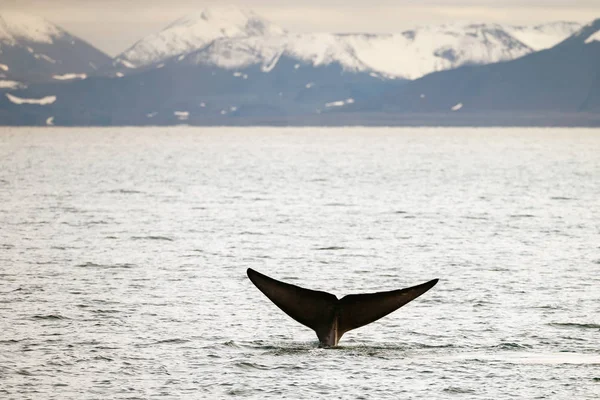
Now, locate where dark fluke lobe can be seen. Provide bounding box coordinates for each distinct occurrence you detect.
[247,268,438,347]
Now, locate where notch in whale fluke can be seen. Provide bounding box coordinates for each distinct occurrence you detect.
[247,268,438,347]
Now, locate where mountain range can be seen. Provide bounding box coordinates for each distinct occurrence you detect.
[107,7,580,80]
[0,7,597,126]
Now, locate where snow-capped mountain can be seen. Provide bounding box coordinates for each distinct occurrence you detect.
[0,12,111,86]
[363,18,600,115]
[113,6,285,68]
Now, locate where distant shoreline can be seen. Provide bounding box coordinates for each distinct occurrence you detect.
[1,112,598,128]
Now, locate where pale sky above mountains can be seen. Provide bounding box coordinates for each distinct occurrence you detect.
[4,0,600,55]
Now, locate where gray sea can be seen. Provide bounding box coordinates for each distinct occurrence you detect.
[1,127,599,399]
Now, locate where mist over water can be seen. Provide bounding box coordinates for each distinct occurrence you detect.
[1,127,599,399]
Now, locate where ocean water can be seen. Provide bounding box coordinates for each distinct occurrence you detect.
[0,127,599,399]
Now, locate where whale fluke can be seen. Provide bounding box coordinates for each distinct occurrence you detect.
[247,268,438,347]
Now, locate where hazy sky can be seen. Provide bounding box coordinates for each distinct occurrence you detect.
[4,0,600,56]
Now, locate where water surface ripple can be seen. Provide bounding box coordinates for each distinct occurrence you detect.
[1,127,599,399]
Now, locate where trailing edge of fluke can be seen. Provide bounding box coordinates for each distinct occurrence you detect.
[246,268,439,347]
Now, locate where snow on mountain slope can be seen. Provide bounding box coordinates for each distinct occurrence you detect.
[114,6,286,68]
[572,18,600,44]
[585,30,600,44]
[0,11,111,84]
[167,23,536,80]
[0,11,63,44]
[342,24,534,79]
[507,21,581,50]
[181,33,369,73]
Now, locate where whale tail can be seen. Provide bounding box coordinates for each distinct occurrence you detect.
[246,268,438,346]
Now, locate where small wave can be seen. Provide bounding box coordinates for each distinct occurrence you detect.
[93,356,113,361]
[245,340,314,353]
[0,287,22,294]
[315,246,345,251]
[134,338,190,348]
[463,215,489,220]
[408,343,456,350]
[155,338,190,345]
[131,236,174,241]
[340,342,454,352]
[32,314,68,320]
[532,305,563,310]
[87,220,109,225]
[244,340,278,350]
[226,388,250,396]
[75,262,103,268]
[35,261,55,265]
[559,335,587,342]
[0,339,22,344]
[111,263,136,269]
[16,369,32,376]
[234,361,269,370]
[61,207,86,214]
[550,323,600,330]
[550,196,573,201]
[0,244,14,250]
[264,346,317,356]
[510,214,536,218]
[493,342,532,350]
[91,309,121,315]
[443,387,476,394]
[75,262,136,269]
[107,189,144,194]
